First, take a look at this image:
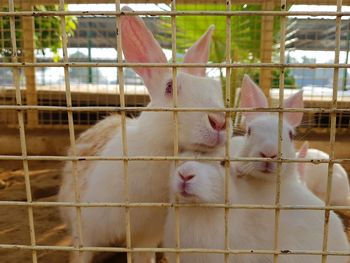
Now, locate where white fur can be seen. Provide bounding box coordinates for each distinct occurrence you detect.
[229,135,246,157]
[58,7,228,263]
[163,137,246,263]
[297,144,350,206]
[229,129,350,263]
[164,151,226,263]
[164,135,349,263]
[163,76,349,263]
[231,75,348,262]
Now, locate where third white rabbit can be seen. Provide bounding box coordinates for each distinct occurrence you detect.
[230,75,348,262]
[296,141,350,206]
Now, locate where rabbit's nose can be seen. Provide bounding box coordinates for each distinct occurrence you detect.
[208,113,226,131]
[259,152,277,159]
[179,172,195,182]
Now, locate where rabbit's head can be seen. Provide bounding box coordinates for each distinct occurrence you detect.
[170,160,224,203]
[235,75,303,181]
[121,7,228,151]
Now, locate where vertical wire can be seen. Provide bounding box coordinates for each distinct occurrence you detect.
[321,1,342,262]
[8,1,38,262]
[274,1,287,262]
[58,1,83,262]
[171,1,180,262]
[224,0,232,262]
[115,2,132,263]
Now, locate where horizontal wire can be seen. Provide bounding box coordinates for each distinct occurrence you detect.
[0,243,348,256]
[1,62,350,69]
[0,200,349,210]
[0,10,349,17]
[0,155,348,164]
[0,105,348,113]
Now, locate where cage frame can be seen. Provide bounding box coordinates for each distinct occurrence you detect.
[0,0,350,263]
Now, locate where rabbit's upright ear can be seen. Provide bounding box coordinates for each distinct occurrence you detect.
[297,141,309,179]
[298,141,309,158]
[182,25,215,76]
[240,74,268,123]
[284,91,304,127]
[120,6,168,95]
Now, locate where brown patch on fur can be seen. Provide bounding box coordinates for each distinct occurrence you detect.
[74,115,121,156]
[74,114,123,157]
[58,114,125,204]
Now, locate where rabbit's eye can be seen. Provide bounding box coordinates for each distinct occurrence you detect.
[289,130,294,140]
[247,127,251,136]
[165,80,173,95]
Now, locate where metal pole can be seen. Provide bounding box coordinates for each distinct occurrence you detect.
[342,21,350,91]
[88,21,92,83]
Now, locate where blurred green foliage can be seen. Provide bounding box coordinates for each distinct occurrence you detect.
[158,4,296,91]
[0,5,77,62]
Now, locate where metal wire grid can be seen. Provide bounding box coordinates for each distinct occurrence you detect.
[115,2,131,262]
[2,6,350,129]
[6,2,37,263]
[170,2,181,263]
[0,12,147,127]
[322,1,342,262]
[273,0,287,261]
[0,1,350,262]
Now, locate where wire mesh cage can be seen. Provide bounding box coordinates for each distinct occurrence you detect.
[0,1,350,263]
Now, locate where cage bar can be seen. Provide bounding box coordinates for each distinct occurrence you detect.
[7,0,38,262]
[58,0,84,262]
[224,0,232,262]
[114,1,132,262]
[272,0,288,261]
[321,1,343,262]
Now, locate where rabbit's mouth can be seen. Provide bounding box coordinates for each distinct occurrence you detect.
[195,143,217,150]
[235,162,277,181]
[192,134,226,151]
[258,162,276,174]
[176,190,198,203]
[180,190,196,198]
[259,167,274,174]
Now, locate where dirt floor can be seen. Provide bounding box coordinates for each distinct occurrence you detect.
[0,160,349,263]
[0,161,70,263]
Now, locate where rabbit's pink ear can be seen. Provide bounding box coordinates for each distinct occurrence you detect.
[121,6,168,92]
[297,141,309,180]
[284,91,304,127]
[240,74,268,123]
[182,25,215,76]
[298,141,309,159]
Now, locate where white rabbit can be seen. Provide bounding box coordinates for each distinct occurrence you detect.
[229,75,349,262]
[163,135,244,263]
[229,135,245,157]
[58,6,229,263]
[164,151,226,263]
[296,141,350,206]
